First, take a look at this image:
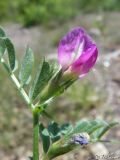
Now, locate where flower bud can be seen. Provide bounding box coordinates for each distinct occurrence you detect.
[71,132,90,145]
[58,27,98,77]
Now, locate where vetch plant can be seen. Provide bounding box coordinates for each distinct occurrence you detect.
[0,27,118,160]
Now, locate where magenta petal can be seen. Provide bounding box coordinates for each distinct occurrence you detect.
[58,27,85,70]
[58,27,98,76]
[71,45,98,77]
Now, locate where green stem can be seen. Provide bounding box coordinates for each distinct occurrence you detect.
[1,58,41,159]
[0,57,34,110]
[33,111,39,160]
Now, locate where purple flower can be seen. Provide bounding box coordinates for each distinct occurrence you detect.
[71,133,90,145]
[58,27,98,77]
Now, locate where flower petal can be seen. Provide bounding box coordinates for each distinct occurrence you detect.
[58,27,96,71]
[71,44,98,77]
[58,27,85,70]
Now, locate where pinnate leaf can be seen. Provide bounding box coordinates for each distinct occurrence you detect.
[0,27,6,37]
[0,27,6,58]
[19,47,34,85]
[39,123,51,153]
[48,122,61,143]
[64,119,118,142]
[0,39,5,59]
[29,59,54,100]
[91,121,119,139]
[3,37,16,70]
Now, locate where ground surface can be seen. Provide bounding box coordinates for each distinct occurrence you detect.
[0,12,120,160]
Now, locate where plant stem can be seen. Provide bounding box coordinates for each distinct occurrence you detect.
[11,74,31,104]
[1,58,40,159]
[33,111,39,160]
[0,57,34,110]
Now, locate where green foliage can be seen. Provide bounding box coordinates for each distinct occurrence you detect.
[0,27,6,37]
[48,122,61,143]
[64,119,118,141]
[0,37,16,71]
[78,0,120,12]
[19,0,77,27]
[19,47,34,86]
[40,119,118,159]
[39,123,51,153]
[0,26,61,107]
[39,122,72,153]
[29,60,54,101]
[91,121,119,140]
[0,26,67,108]
[1,0,120,27]
[0,1,9,21]
[39,121,73,153]
[0,39,5,58]
[0,27,6,58]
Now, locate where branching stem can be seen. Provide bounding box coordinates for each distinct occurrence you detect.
[0,57,34,109]
[1,57,40,160]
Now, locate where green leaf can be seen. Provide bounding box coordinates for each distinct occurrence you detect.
[62,119,119,146]
[19,47,34,86]
[3,37,16,70]
[0,39,6,59]
[0,27,6,58]
[92,121,119,139]
[48,122,60,135]
[0,28,15,70]
[29,60,53,100]
[71,119,108,135]
[48,122,61,143]
[49,60,60,76]
[87,120,104,135]
[52,69,63,84]
[39,123,51,153]
[72,120,90,134]
[60,123,73,135]
[0,27,6,37]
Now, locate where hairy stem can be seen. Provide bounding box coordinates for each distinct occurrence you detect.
[1,57,40,159]
[0,57,34,109]
[0,58,50,160]
[11,74,31,104]
[33,112,39,160]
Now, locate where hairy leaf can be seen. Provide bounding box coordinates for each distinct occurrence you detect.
[29,60,54,100]
[87,120,104,135]
[4,37,16,70]
[60,123,73,135]
[48,122,61,143]
[0,27,6,58]
[0,39,5,59]
[39,123,51,153]
[63,119,118,143]
[0,27,6,37]
[72,120,90,134]
[92,121,119,139]
[19,47,34,86]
